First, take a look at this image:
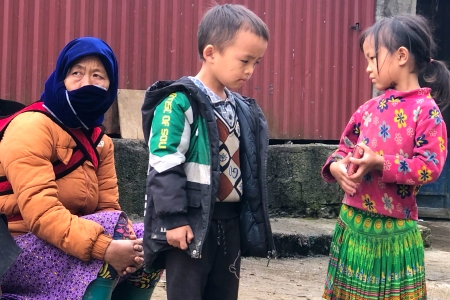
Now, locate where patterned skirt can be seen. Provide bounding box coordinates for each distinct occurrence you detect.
[0,211,160,300]
[323,204,426,300]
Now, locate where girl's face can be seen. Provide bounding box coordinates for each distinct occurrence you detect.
[362,36,398,91]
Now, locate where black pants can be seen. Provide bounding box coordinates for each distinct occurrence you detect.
[165,216,241,300]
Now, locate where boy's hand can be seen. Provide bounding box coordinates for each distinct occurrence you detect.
[347,143,384,183]
[166,225,194,250]
[330,154,358,195]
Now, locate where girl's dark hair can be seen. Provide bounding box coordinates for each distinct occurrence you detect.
[359,14,450,111]
[197,4,269,60]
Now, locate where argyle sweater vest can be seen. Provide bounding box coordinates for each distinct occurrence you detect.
[215,111,242,202]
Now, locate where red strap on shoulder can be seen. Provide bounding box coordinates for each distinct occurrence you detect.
[0,102,47,134]
[0,101,104,195]
[69,129,100,170]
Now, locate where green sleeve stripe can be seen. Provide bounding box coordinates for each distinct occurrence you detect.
[149,92,191,157]
[185,118,210,165]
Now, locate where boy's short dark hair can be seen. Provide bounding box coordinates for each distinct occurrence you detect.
[197,4,269,60]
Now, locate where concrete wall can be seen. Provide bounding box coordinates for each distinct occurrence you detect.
[113,139,343,219]
[376,0,416,20]
[113,139,149,219]
[267,145,343,218]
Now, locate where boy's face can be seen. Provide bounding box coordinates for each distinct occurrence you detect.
[210,30,268,91]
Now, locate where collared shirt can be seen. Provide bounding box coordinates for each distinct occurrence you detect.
[188,76,237,127]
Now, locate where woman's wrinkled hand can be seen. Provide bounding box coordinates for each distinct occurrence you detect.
[124,240,144,275]
[104,239,144,276]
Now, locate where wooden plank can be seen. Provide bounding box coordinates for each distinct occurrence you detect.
[103,100,120,135]
[117,89,146,140]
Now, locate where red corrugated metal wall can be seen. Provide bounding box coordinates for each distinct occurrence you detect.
[0,0,375,140]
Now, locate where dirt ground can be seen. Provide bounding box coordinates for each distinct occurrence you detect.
[151,219,450,299]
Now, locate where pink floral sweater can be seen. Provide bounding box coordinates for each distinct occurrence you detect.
[322,88,447,220]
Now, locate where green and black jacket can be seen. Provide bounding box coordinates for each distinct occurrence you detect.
[142,77,275,266]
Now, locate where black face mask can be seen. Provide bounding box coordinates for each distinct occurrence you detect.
[65,84,110,129]
[45,82,110,129]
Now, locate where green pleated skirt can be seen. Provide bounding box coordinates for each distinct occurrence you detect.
[323,204,426,300]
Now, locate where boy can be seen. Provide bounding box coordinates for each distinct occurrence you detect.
[142,4,275,300]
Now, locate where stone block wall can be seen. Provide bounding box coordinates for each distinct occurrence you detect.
[267,144,343,218]
[113,139,344,218]
[113,139,149,218]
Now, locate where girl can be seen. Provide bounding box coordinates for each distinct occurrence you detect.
[321,14,450,299]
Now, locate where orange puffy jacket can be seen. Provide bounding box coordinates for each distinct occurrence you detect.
[0,112,122,262]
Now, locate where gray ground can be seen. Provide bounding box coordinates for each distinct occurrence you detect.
[150,219,450,299]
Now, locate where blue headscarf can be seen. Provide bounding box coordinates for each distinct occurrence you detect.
[41,37,118,129]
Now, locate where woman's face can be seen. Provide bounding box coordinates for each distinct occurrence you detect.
[64,55,110,91]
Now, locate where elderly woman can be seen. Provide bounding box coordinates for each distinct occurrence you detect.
[0,37,160,299]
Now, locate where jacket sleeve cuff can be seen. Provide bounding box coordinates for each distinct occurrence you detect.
[322,161,337,183]
[163,214,189,230]
[91,234,113,261]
